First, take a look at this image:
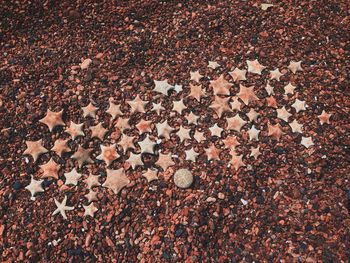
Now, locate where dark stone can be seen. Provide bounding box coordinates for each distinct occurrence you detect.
[174,223,186,237]
[274,146,285,155]
[163,251,171,260]
[12,181,22,190]
[42,178,53,188]
[256,195,264,204]
[347,189,350,215]
[251,35,258,44]
[305,224,313,231]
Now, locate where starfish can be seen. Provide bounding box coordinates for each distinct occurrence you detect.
[136,119,153,134]
[156,120,174,139]
[172,99,187,114]
[230,97,242,111]
[176,126,191,141]
[189,84,206,102]
[292,99,307,113]
[193,130,206,142]
[208,61,220,69]
[247,108,260,122]
[270,68,283,81]
[265,82,275,95]
[190,71,203,83]
[96,144,119,166]
[174,84,183,93]
[205,144,221,161]
[318,110,331,125]
[126,152,143,169]
[40,158,60,180]
[210,96,231,118]
[127,95,147,113]
[152,102,165,114]
[65,121,84,140]
[115,117,131,133]
[85,190,98,203]
[142,169,159,183]
[90,123,108,140]
[288,61,303,74]
[186,112,199,125]
[156,152,175,170]
[23,139,48,162]
[247,59,266,75]
[223,136,240,150]
[118,134,136,153]
[266,96,278,108]
[84,173,100,189]
[301,136,314,148]
[51,139,70,157]
[52,195,74,219]
[277,107,292,122]
[153,80,174,96]
[138,134,156,154]
[210,75,232,96]
[289,119,303,133]
[284,83,296,95]
[25,175,44,198]
[209,123,223,137]
[229,153,245,171]
[250,146,261,159]
[83,203,98,217]
[82,102,98,118]
[40,109,65,132]
[106,100,122,120]
[185,148,199,162]
[64,168,82,186]
[103,168,130,194]
[237,84,259,105]
[248,125,260,140]
[226,115,246,132]
[71,146,94,168]
[229,68,247,82]
[267,123,283,141]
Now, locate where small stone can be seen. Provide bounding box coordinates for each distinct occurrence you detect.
[173,168,193,189]
[80,58,92,70]
[206,197,217,202]
[12,181,22,190]
[218,192,225,199]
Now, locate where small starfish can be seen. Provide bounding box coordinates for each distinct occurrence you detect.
[176,126,191,141]
[138,134,156,154]
[267,123,283,141]
[288,61,303,74]
[83,203,98,217]
[284,83,296,95]
[172,99,187,114]
[292,99,307,113]
[156,152,175,170]
[318,110,331,125]
[210,75,232,96]
[229,153,245,171]
[142,169,158,183]
[270,69,283,81]
[24,139,48,162]
[237,84,259,105]
[71,146,94,168]
[25,175,44,198]
[153,80,174,96]
[248,125,260,140]
[106,100,122,120]
[82,102,98,118]
[186,112,199,125]
[156,120,174,139]
[185,148,199,162]
[247,59,266,75]
[96,144,119,166]
[84,173,100,189]
[289,119,303,133]
[136,119,153,134]
[85,190,98,203]
[277,107,292,122]
[52,195,74,219]
[189,84,206,102]
[208,61,220,69]
[102,168,130,194]
[65,121,84,140]
[250,146,261,159]
[301,136,314,148]
[127,95,147,113]
[193,130,206,142]
[205,144,221,161]
[174,84,183,93]
[226,115,246,132]
[210,96,231,118]
[40,109,65,132]
[209,123,223,137]
[64,168,82,186]
[40,158,60,180]
[247,108,260,122]
[126,152,143,169]
[90,123,108,140]
[266,96,278,108]
[229,68,247,82]
[115,117,131,133]
[265,82,274,95]
[51,139,70,157]
[190,71,203,83]
[230,97,242,111]
[222,136,240,149]
[118,134,136,153]
[152,102,165,114]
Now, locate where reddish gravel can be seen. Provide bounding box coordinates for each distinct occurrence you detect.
[1,1,350,262]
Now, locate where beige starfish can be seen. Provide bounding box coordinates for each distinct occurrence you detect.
[96,144,119,166]
[247,109,260,122]
[156,152,175,170]
[127,95,147,113]
[40,158,60,180]
[247,59,266,75]
[229,68,247,82]
[237,84,258,105]
[82,102,98,118]
[40,109,65,132]
[64,168,82,186]
[318,110,331,125]
[208,61,220,69]
[83,203,98,217]
[106,100,122,120]
[250,146,261,159]
[189,84,206,101]
[176,126,191,141]
[52,195,74,219]
[102,168,130,194]
[136,119,152,134]
[226,115,246,132]
[265,82,274,95]
[222,136,240,150]
[269,68,283,81]
[277,107,292,122]
[284,83,296,95]
[152,102,165,114]
[210,96,231,118]
[268,123,283,141]
[289,119,303,133]
[84,173,100,189]
[24,139,48,162]
[153,80,174,96]
[71,146,94,168]
[90,123,108,140]
[85,190,98,203]
[172,99,186,114]
[118,134,136,153]
[190,71,203,83]
[229,153,245,171]
[126,152,143,169]
[210,75,232,96]
[186,112,199,125]
[248,125,260,140]
[209,123,223,137]
[185,148,199,162]
[138,134,156,154]
[301,136,314,148]
[65,121,84,140]
[292,99,307,113]
[156,120,173,139]
[193,130,206,142]
[288,61,303,74]
[115,117,131,133]
[230,97,242,111]
[266,96,278,108]
[142,169,159,183]
[51,139,70,157]
[25,175,44,198]
[205,144,221,161]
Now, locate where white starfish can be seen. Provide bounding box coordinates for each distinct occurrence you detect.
[52,195,74,219]
[25,176,44,199]
[64,168,82,186]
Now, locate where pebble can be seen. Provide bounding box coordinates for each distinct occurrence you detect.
[12,181,22,190]
[80,58,92,70]
[173,169,193,189]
